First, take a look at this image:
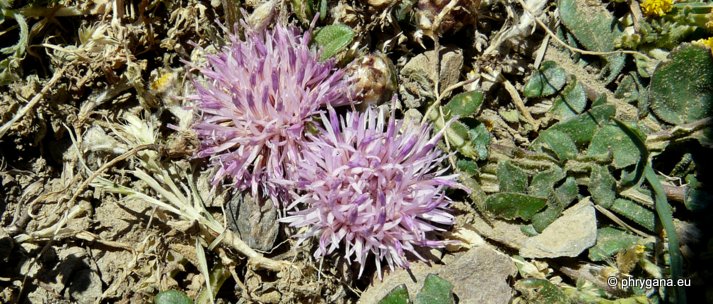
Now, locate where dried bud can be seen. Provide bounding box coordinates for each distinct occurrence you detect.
[367,0,398,9]
[415,0,480,41]
[330,2,361,28]
[345,53,397,109]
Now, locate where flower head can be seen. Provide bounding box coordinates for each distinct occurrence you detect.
[190,22,351,201]
[694,37,713,55]
[640,0,673,17]
[281,105,464,277]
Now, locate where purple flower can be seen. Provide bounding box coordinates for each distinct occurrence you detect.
[281,105,464,277]
[190,22,351,201]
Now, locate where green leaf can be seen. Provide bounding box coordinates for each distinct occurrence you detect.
[515,279,569,304]
[587,124,641,169]
[428,112,474,157]
[448,120,478,157]
[0,13,28,85]
[485,193,547,221]
[155,290,193,304]
[531,177,577,232]
[456,159,478,176]
[528,166,566,197]
[291,0,315,24]
[554,177,578,208]
[461,175,487,210]
[685,175,713,211]
[614,74,641,103]
[428,111,490,160]
[497,161,529,193]
[589,165,616,208]
[415,274,454,304]
[379,284,411,304]
[610,199,655,232]
[523,61,567,97]
[649,44,713,125]
[612,119,648,188]
[313,24,354,61]
[533,129,578,161]
[603,53,627,84]
[443,90,484,118]
[558,0,626,84]
[591,93,607,107]
[551,78,587,120]
[537,104,616,148]
[318,0,328,21]
[645,166,686,303]
[468,123,491,160]
[531,205,563,233]
[588,227,640,261]
[520,224,539,236]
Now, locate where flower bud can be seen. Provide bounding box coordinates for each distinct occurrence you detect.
[345,53,397,110]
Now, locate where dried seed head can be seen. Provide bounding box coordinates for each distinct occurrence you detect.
[345,53,398,110]
[415,0,480,41]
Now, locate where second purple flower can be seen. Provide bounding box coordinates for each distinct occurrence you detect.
[281,106,463,277]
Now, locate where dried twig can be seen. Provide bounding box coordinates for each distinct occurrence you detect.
[0,67,66,139]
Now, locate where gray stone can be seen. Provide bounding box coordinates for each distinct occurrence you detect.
[470,212,528,250]
[226,192,279,252]
[520,198,597,258]
[67,268,103,303]
[359,246,516,304]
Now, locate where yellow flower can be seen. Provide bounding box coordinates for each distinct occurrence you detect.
[640,0,674,17]
[693,37,713,54]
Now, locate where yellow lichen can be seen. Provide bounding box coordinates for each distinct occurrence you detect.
[640,0,674,17]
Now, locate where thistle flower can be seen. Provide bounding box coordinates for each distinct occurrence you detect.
[640,0,673,17]
[281,105,464,277]
[190,22,351,201]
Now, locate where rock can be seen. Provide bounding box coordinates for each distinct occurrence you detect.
[359,246,516,304]
[470,211,528,250]
[67,268,103,303]
[399,47,464,108]
[21,246,104,302]
[520,198,597,258]
[226,192,279,251]
[0,228,13,262]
